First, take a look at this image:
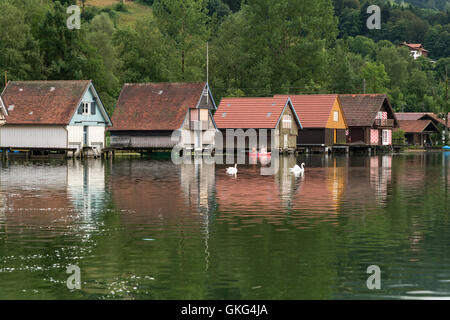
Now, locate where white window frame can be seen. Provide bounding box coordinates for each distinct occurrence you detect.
[282,114,292,129]
[333,111,339,122]
[82,102,90,115]
[382,129,389,145]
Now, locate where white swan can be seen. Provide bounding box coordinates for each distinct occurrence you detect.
[290,163,305,175]
[226,164,238,175]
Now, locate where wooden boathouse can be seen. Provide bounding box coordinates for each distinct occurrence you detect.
[275,94,348,152]
[213,96,302,152]
[108,82,217,154]
[396,120,440,146]
[0,80,112,158]
[339,94,398,152]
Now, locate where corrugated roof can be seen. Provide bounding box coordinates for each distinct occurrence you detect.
[110,82,207,131]
[214,97,301,129]
[1,80,91,125]
[339,94,397,127]
[274,94,338,128]
[397,120,439,133]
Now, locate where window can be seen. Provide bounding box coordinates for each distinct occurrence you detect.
[282,114,291,129]
[333,111,339,122]
[190,109,198,121]
[200,109,208,121]
[377,111,383,119]
[82,102,90,115]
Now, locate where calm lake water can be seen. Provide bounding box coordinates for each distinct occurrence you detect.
[0,152,449,299]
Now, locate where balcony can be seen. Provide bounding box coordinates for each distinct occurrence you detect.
[374,119,394,127]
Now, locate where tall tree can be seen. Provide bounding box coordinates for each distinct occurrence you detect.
[0,1,42,89]
[153,0,210,81]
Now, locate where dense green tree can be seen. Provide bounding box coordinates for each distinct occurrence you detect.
[38,2,97,80]
[0,1,42,88]
[114,18,173,84]
[362,61,389,93]
[347,36,376,59]
[153,0,210,81]
[424,24,450,60]
[86,13,121,114]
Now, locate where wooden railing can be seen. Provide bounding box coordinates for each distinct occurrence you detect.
[374,119,394,127]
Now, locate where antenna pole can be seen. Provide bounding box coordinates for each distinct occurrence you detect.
[4,71,7,86]
[206,42,209,105]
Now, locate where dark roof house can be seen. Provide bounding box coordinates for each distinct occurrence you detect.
[396,120,440,146]
[339,94,398,146]
[109,82,217,150]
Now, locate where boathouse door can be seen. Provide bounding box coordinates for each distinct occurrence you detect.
[382,129,389,146]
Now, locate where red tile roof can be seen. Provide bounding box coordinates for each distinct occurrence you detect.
[274,94,338,128]
[110,82,207,131]
[1,80,91,125]
[401,42,429,52]
[339,94,397,127]
[214,97,301,129]
[397,120,439,133]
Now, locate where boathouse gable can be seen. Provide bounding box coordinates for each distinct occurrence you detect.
[69,85,110,126]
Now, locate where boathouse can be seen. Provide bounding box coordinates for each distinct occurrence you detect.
[214,96,302,152]
[0,80,112,156]
[395,112,448,130]
[396,120,440,146]
[109,82,217,151]
[275,94,347,147]
[339,94,398,146]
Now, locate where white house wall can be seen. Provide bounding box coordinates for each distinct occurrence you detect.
[67,125,83,151]
[0,125,67,149]
[88,126,105,150]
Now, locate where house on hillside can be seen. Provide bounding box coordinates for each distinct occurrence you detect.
[109,82,217,151]
[396,120,440,146]
[339,94,398,146]
[0,80,112,156]
[214,96,302,152]
[275,94,347,147]
[399,42,429,59]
